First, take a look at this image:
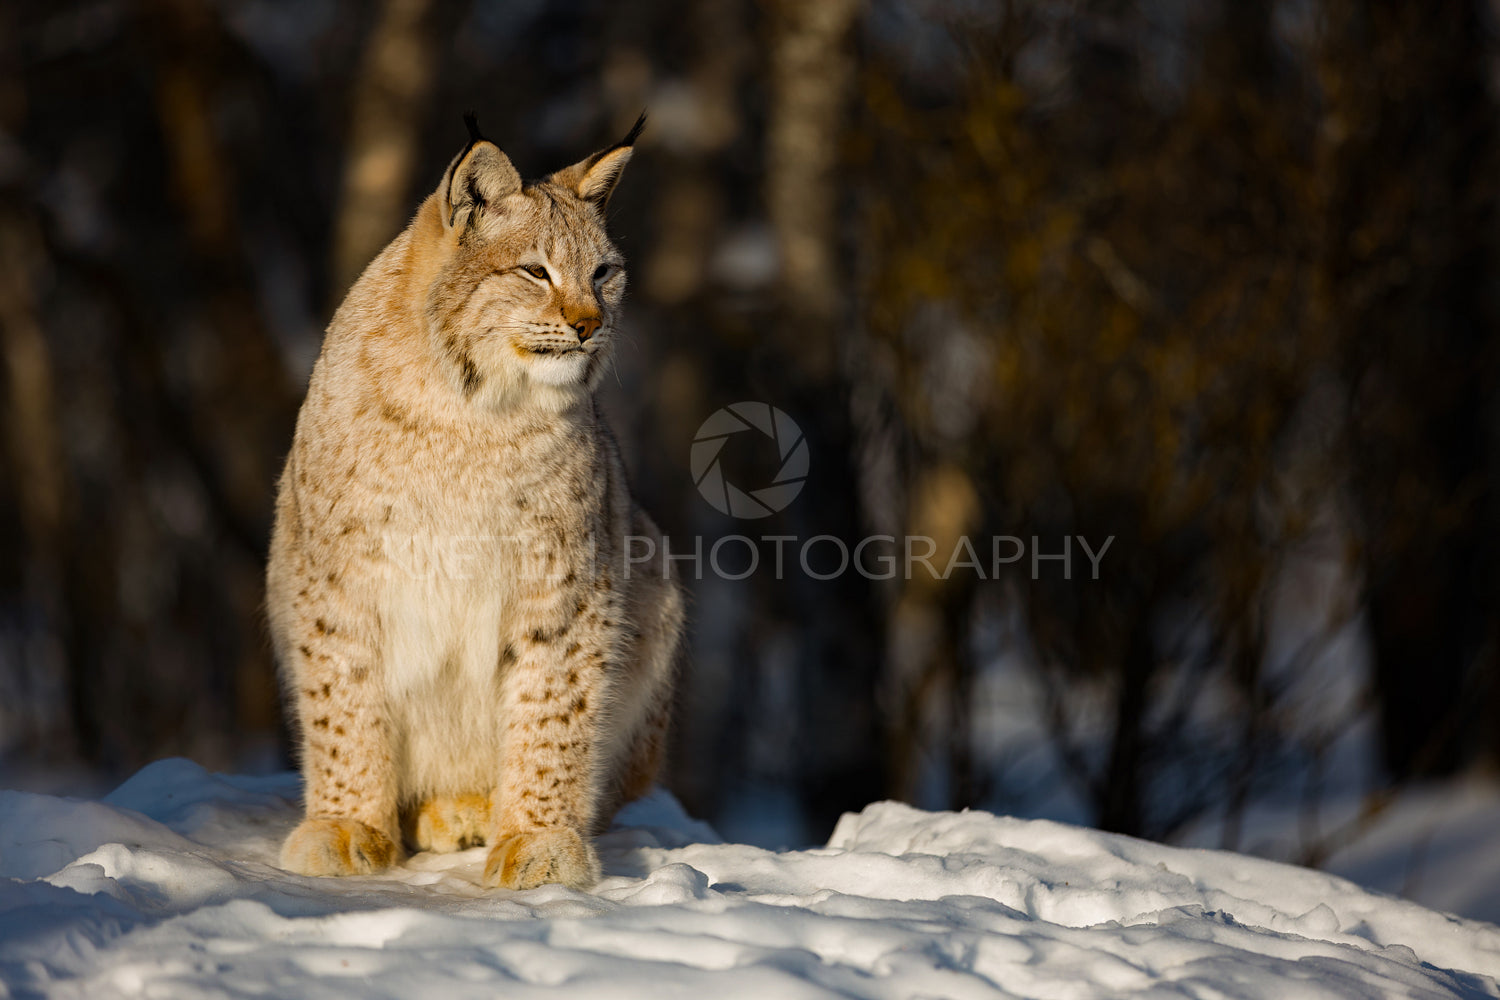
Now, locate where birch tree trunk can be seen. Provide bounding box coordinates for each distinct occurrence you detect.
[330,0,438,299]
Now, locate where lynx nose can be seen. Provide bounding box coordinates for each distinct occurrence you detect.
[572,315,602,342]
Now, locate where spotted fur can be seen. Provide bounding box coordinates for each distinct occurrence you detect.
[267,119,682,890]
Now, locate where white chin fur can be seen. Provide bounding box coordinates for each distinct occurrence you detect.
[527,352,590,387]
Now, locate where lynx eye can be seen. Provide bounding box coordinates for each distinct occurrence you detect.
[593,263,612,283]
[523,263,550,281]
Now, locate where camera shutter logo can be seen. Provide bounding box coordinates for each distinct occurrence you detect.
[691,403,808,518]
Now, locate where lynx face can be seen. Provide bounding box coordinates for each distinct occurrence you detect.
[425,117,641,403]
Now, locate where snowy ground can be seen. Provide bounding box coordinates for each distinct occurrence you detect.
[964,602,1500,930]
[3,761,1499,998]
[1317,779,1500,928]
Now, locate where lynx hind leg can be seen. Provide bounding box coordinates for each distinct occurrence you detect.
[607,696,672,822]
[603,547,683,825]
[402,794,492,853]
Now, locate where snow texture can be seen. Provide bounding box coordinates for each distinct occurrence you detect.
[2,758,1498,998]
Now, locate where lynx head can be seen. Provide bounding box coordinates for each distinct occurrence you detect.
[421,114,643,407]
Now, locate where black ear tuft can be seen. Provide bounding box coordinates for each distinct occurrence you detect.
[547,113,645,207]
[595,113,647,159]
[443,116,522,230]
[620,111,647,149]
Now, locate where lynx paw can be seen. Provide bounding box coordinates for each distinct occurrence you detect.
[403,794,491,853]
[281,817,400,876]
[483,828,600,890]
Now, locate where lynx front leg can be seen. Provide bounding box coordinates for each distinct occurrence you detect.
[483,629,608,890]
[279,619,401,877]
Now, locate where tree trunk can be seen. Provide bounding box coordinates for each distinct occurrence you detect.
[1315,0,1499,779]
[330,0,438,299]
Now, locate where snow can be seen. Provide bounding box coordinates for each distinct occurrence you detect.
[2,759,1499,998]
[1311,779,1500,929]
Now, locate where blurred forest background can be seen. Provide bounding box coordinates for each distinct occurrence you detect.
[1,0,1497,894]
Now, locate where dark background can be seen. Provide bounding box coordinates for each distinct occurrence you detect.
[1,0,1496,875]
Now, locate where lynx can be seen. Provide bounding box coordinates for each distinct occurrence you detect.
[266,115,682,890]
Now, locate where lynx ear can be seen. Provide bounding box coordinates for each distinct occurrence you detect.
[443,114,522,231]
[552,113,645,208]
